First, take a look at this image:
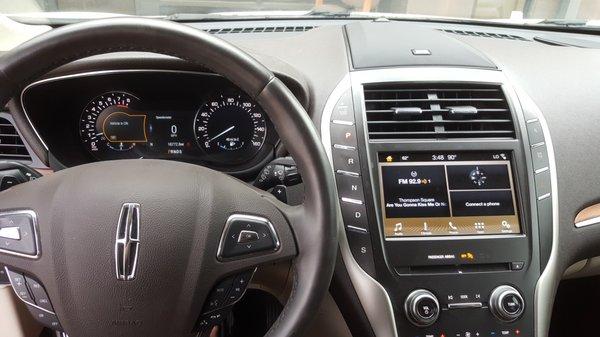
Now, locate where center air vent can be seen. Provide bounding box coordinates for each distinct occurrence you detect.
[0,116,31,162]
[364,83,515,140]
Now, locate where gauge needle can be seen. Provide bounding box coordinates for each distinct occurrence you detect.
[209,125,235,142]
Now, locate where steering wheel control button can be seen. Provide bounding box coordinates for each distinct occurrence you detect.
[0,210,38,257]
[404,289,440,327]
[218,214,279,259]
[0,267,8,284]
[6,269,35,304]
[489,285,525,322]
[6,268,62,331]
[0,226,20,240]
[237,230,260,243]
[271,185,288,203]
[197,308,228,332]
[225,270,254,305]
[26,305,62,331]
[25,276,54,312]
[203,277,235,313]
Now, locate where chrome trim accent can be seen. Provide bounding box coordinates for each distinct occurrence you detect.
[340,197,363,205]
[115,203,140,281]
[526,118,539,124]
[333,144,356,151]
[534,166,549,174]
[335,169,360,177]
[347,225,368,233]
[4,266,55,315]
[20,69,221,152]
[0,227,21,240]
[332,120,354,126]
[447,302,483,309]
[575,216,600,228]
[216,214,280,260]
[0,210,40,259]
[537,193,551,201]
[531,142,545,148]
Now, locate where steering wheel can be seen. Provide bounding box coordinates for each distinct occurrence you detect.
[0,18,338,337]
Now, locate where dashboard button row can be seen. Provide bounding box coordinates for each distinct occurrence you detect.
[330,89,375,277]
[197,269,254,333]
[527,119,551,201]
[5,268,62,331]
[526,118,554,269]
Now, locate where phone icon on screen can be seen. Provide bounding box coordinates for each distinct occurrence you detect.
[449,222,458,231]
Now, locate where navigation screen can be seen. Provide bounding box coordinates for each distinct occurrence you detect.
[378,152,521,238]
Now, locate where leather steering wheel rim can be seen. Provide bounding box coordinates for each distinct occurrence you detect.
[0,18,338,337]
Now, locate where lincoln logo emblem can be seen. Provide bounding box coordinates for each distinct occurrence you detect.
[115,203,140,281]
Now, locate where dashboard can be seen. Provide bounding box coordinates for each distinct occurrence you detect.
[5,15,600,337]
[21,71,279,175]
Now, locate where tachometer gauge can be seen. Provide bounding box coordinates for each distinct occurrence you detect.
[194,93,267,164]
[79,92,147,159]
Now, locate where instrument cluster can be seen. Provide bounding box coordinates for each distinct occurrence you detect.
[22,71,279,175]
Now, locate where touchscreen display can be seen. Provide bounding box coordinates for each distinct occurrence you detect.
[378,152,521,238]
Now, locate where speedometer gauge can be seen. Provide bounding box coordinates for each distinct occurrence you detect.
[79,92,147,159]
[194,94,267,164]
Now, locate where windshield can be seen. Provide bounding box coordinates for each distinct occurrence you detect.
[2,0,600,23]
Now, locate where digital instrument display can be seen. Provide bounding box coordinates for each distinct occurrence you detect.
[79,91,268,165]
[378,152,521,238]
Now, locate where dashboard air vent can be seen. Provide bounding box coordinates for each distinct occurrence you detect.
[441,29,528,41]
[206,26,315,34]
[0,116,31,161]
[364,83,515,140]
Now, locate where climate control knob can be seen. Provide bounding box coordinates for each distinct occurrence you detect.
[404,289,440,327]
[489,285,525,322]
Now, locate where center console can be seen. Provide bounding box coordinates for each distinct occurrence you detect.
[324,68,554,337]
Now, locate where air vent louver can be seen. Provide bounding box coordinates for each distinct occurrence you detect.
[364,83,515,140]
[442,29,528,41]
[0,116,31,161]
[206,26,315,35]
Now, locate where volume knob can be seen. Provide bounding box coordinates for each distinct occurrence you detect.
[404,289,440,327]
[489,285,525,322]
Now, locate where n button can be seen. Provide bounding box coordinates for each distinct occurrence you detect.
[336,173,364,201]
